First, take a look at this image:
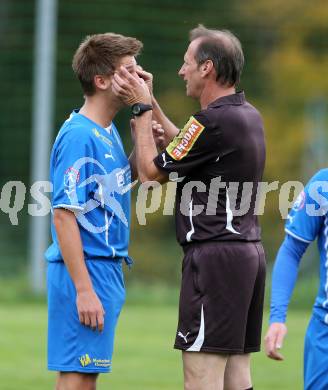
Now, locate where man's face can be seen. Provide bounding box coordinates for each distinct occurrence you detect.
[178,39,203,98]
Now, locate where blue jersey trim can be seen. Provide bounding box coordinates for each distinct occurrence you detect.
[322,216,328,323]
[53,204,84,211]
[48,364,111,373]
[285,228,311,243]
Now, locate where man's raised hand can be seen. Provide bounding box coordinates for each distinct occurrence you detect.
[112,66,151,106]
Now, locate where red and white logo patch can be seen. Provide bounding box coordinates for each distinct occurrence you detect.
[64,167,80,194]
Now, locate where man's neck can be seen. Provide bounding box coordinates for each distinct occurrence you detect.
[79,94,120,128]
[199,83,236,109]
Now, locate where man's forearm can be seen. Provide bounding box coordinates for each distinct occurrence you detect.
[134,111,167,183]
[53,208,93,293]
[151,96,179,145]
[128,148,138,181]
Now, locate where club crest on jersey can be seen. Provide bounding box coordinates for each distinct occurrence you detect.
[64,167,80,195]
[292,190,305,211]
[166,116,205,160]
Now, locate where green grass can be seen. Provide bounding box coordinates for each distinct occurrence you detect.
[0,300,309,390]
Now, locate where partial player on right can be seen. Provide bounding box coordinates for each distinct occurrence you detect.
[265,168,328,390]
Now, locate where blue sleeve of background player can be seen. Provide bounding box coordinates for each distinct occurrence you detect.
[269,234,308,324]
[269,169,328,324]
[285,169,328,243]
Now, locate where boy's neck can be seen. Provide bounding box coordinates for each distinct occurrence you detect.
[79,94,120,128]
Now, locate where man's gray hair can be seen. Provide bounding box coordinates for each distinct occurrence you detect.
[189,24,244,87]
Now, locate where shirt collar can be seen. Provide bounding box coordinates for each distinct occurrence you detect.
[73,109,113,134]
[207,91,245,109]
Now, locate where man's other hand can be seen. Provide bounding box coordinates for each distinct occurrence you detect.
[264,322,287,361]
[152,120,165,150]
[130,119,165,150]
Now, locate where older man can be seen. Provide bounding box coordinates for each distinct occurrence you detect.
[113,25,266,390]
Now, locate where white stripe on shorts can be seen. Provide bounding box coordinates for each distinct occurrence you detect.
[187,304,205,352]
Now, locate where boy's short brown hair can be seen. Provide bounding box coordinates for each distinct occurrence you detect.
[72,33,143,95]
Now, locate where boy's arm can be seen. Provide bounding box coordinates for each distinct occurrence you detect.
[264,234,308,360]
[53,208,105,332]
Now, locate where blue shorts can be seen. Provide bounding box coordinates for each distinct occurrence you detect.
[304,314,328,389]
[47,260,125,373]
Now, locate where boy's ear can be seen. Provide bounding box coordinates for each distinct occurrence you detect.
[94,75,111,90]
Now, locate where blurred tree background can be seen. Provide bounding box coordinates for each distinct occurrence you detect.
[1,0,328,289]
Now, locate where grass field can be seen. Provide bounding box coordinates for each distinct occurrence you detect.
[0,298,309,390]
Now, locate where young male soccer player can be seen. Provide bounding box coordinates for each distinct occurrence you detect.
[45,33,142,390]
[113,25,266,390]
[265,169,328,390]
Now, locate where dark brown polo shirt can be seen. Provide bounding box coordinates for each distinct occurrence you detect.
[154,91,266,246]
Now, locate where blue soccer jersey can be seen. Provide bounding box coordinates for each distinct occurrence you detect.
[45,110,132,262]
[285,168,328,323]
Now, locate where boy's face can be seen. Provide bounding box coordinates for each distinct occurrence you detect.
[117,56,138,77]
[108,56,140,106]
[92,56,139,99]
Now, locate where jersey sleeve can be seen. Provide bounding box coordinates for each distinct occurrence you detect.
[285,170,328,243]
[52,132,96,211]
[154,113,219,177]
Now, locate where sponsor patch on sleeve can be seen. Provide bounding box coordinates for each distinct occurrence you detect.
[166,116,205,160]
